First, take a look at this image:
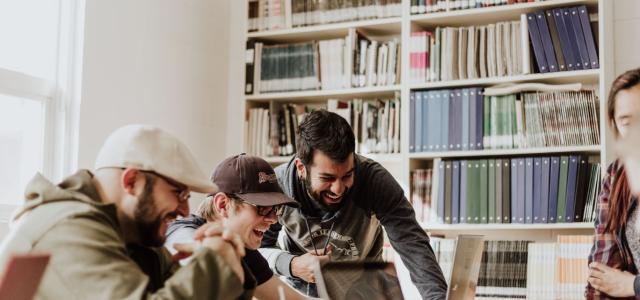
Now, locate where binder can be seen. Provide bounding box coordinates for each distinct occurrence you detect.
[535,11,559,72]
[526,13,549,73]
[552,8,578,71]
[577,5,599,69]
[545,10,567,71]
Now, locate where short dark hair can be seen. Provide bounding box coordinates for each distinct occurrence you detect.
[296,110,355,166]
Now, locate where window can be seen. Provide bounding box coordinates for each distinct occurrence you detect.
[0,0,84,211]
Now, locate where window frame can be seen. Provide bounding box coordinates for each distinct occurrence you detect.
[0,0,85,220]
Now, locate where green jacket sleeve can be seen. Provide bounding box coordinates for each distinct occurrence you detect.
[33,212,247,300]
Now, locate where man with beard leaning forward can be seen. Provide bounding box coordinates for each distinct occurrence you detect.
[259,110,448,300]
[0,125,249,299]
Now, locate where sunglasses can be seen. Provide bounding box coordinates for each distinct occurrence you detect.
[141,171,191,203]
[231,196,285,217]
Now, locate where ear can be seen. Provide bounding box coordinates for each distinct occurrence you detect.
[294,158,307,179]
[213,193,231,218]
[121,168,144,197]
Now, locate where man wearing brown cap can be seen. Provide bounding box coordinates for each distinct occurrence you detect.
[0,125,248,299]
[166,154,318,300]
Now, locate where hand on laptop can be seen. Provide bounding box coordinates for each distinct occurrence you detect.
[173,222,246,284]
[291,250,331,283]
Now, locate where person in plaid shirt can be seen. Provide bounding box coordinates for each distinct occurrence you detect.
[587,68,640,299]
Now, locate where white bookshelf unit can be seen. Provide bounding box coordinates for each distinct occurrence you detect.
[238,0,615,242]
[236,0,614,297]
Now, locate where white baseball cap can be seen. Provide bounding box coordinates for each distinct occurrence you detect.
[94,124,217,193]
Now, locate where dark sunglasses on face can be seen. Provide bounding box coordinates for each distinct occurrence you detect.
[233,197,285,217]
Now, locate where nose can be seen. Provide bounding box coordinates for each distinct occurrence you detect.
[177,201,189,217]
[330,180,345,196]
[263,211,278,224]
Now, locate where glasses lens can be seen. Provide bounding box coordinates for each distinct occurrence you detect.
[256,205,283,217]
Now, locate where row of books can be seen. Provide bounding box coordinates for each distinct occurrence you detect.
[247,0,288,32]
[526,235,593,300]
[246,104,316,158]
[245,98,401,157]
[409,88,600,153]
[526,6,599,73]
[431,236,592,300]
[328,98,401,154]
[410,0,549,14]
[247,0,402,32]
[245,31,400,94]
[410,155,601,225]
[409,21,525,83]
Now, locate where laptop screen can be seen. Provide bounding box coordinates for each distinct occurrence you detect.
[314,261,404,300]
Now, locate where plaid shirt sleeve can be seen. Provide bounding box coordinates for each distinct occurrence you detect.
[586,161,634,300]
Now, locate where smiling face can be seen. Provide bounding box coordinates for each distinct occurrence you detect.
[131,172,190,247]
[213,193,278,250]
[296,151,355,211]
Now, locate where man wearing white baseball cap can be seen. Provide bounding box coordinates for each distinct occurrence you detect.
[0,124,249,299]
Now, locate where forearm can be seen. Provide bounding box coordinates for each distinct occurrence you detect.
[154,248,246,300]
[259,247,296,277]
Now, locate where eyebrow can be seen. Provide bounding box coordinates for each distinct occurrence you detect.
[319,168,355,177]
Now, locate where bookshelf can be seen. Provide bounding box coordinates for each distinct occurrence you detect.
[238,0,612,236]
[237,0,614,237]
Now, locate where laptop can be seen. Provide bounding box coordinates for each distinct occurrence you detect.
[0,253,50,300]
[314,261,403,300]
[313,235,484,300]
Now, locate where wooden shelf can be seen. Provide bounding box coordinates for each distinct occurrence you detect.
[423,222,594,230]
[246,85,401,101]
[410,69,600,90]
[411,0,598,27]
[264,153,402,164]
[247,17,402,43]
[409,145,601,159]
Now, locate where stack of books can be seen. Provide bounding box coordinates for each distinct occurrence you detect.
[426,235,593,300]
[247,0,402,32]
[409,20,524,83]
[245,29,400,94]
[526,5,599,73]
[410,155,601,224]
[409,88,600,153]
[411,0,550,15]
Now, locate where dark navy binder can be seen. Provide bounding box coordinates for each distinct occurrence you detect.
[569,7,591,70]
[535,11,559,72]
[552,8,577,71]
[577,5,599,69]
[526,12,549,73]
[548,156,560,223]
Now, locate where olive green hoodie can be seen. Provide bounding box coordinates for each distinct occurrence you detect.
[0,170,249,300]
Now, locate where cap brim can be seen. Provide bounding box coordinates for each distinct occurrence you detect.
[236,192,299,208]
[188,180,219,194]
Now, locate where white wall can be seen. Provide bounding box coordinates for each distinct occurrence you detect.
[78,0,231,184]
[613,0,640,76]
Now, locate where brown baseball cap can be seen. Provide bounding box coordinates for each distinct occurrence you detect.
[211,154,299,208]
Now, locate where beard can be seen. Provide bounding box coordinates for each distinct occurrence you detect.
[133,178,167,247]
[301,171,349,213]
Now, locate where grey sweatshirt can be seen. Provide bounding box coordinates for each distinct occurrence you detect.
[259,155,447,300]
